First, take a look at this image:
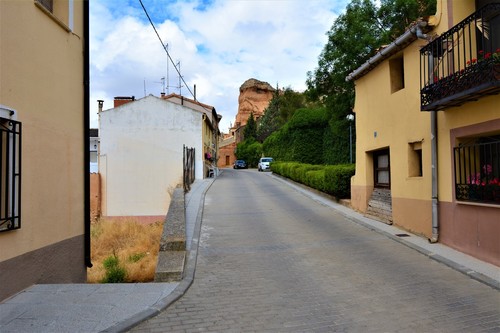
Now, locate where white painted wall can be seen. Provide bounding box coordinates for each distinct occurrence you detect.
[99,95,203,216]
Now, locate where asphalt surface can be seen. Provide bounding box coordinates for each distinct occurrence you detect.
[130,168,500,333]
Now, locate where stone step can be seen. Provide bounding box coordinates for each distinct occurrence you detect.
[155,251,186,282]
[366,188,393,225]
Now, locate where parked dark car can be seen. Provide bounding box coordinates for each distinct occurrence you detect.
[233,160,248,169]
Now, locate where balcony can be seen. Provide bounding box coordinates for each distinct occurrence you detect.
[420,3,500,111]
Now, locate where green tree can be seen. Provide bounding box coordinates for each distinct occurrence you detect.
[304,0,436,164]
[236,138,262,168]
[243,112,257,141]
[257,86,308,142]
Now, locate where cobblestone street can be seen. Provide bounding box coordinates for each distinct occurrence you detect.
[131,169,500,332]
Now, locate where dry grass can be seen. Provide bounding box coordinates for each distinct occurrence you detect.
[87,218,164,283]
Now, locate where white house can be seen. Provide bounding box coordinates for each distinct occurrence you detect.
[98,94,219,218]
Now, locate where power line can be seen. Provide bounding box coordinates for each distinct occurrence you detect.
[138,0,194,99]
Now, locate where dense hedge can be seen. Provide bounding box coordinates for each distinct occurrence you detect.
[271,161,355,199]
[263,107,328,164]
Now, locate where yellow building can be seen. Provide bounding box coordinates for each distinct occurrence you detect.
[0,0,89,300]
[348,0,499,266]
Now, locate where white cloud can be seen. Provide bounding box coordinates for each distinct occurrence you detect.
[90,0,348,132]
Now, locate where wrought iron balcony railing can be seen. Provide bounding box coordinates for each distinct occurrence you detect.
[420,3,500,111]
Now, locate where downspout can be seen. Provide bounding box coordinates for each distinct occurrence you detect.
[430,111,439,242]
[83,0,92,267]
[429,53,439,243]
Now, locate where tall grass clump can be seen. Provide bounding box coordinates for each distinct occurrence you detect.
[88,218,163,283]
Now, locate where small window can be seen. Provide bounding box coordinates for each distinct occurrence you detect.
[454,135,500,204]
[390,56,405,93]
[374,149,391,188]
[409,142,423,177]
[0,117,22,232]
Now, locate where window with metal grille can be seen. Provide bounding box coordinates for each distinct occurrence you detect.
[454,136,500,205]
[0,118,21,232]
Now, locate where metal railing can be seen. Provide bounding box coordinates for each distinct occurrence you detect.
[183,145,195,193]
[420,3,500,111]
[0,118,22,232]
[454,138,500,204]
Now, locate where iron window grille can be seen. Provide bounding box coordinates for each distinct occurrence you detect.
[0,117,22,232]
[454,136,500,205]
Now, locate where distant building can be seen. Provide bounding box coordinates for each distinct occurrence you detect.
[98,94,220,220]
[90,128,99,173]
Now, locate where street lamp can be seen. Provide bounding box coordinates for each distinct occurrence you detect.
[346,114,355,163]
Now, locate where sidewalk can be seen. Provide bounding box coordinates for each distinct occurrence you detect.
[0,178,215,333]
[0,173,498,333]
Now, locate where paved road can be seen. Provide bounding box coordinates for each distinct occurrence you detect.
[131,169,500,332]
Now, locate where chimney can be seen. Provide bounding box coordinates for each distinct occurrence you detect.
[97,100,104,113]
[114,96,135,108]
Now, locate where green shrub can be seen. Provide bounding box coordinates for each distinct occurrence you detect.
[273,162,354,199]
[305,170,325,190]
[128,252,146,263]
[324,164,355,198]
[102,255,126,283]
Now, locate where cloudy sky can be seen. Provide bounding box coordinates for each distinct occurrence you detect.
[90,0,349,132]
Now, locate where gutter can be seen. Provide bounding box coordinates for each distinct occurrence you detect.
[346,20,429,82]
[83,0,92,268]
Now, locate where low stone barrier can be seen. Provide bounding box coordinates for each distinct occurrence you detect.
[154,187,186,282]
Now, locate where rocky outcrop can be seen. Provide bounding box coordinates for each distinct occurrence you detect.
[235,78,275,127]
[217,79,275,169]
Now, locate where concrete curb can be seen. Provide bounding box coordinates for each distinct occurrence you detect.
[270,173,500,291]
[101,178,216,333]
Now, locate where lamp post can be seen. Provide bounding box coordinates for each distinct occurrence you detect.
[346,114,355,163]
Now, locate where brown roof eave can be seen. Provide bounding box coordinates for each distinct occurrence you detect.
[346,20,431,82]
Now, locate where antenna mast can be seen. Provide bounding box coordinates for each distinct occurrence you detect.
[176,60,183,95]
[165,43,169,95]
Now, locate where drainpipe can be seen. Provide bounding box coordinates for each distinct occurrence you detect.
[427,52,439,243]
[83,0,92,268]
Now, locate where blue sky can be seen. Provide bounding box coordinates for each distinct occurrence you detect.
[90,0,349,132]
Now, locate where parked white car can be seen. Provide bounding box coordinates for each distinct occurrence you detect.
[258,157,274,172]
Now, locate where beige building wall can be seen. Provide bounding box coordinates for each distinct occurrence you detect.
[0,0,87,300]
[351,40,433,237]
[351,0,500,265]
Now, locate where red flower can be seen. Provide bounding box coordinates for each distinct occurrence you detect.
[485,52,492,59]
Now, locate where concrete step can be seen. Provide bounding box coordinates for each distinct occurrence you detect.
[366,188,393,225]
[154,251,186,282]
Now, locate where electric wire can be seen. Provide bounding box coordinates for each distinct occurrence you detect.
[138,0,196,100]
